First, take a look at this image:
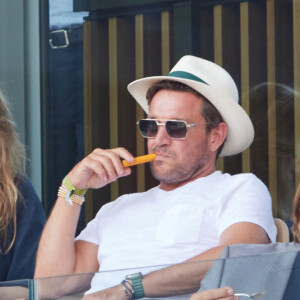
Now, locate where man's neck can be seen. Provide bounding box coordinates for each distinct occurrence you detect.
[159,166,216,191]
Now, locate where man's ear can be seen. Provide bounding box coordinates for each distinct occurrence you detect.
[208,122,227,152]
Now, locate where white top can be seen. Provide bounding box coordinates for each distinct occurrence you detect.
[76,171,277,298]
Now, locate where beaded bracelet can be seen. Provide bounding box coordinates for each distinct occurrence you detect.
[57,186,85,206]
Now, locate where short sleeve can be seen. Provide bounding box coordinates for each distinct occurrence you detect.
[75,208,102,245]
[217,174,277,242]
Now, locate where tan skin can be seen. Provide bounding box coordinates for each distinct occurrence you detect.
[147,90,224,190]
[35,90,270,299]
[0,286,30,300]
[190,287,239,300]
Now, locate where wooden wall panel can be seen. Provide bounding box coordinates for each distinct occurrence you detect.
[82,0,299,222]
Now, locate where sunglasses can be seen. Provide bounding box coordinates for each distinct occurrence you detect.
[137,119,208,139]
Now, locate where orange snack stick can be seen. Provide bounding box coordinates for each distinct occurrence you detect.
[122,153,157,167]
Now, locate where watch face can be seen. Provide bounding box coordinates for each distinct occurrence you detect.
[126,272,142,279]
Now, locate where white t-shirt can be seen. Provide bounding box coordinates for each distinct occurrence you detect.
[76,171,277,297]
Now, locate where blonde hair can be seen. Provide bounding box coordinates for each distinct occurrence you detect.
[0,90,25,253]
[292,183,300,243]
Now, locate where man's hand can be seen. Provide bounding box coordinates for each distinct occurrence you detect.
[190,287,239,300]
[81,284,126,300]
[67,147,135,190]
[80,286,239,300]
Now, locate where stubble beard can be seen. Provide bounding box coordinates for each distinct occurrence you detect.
[150,149,211,184]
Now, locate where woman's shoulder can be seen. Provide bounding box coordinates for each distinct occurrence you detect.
[15,174,35,190]
[15,175,45,220]
[15,175,39,201]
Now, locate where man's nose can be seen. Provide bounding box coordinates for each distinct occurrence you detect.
[153,125,171,145]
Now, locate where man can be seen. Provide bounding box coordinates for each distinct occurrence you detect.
[35,56,276,299]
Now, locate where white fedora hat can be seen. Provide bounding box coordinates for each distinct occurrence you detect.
[127,55,254,156]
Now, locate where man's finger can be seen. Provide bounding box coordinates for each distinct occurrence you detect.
[190,287,236,300]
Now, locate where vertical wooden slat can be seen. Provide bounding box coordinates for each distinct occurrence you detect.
[266,0,277,216]
[214,5,224,172]
[109,17,119,200]
[240,2,251,173]
[222,4,242,175]
[83,20,110,220]
[161,11,170,75]
[294,0,300,187]
[197,6,214,62]
[135,14,146,193]
[214,5,223,68]
[173,2,193,61]
[248,2,268,189]
[116,17,137,197]
[83,21,93,221]
[83,22,93,161]
[143,14,162,190]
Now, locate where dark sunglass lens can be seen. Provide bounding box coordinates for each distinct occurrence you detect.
[139,120,158,138]
[166,121,187,138]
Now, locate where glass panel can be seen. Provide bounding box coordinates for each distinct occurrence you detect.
[10,249,297,299]
[199,248,300,299]
[0,279,30,300]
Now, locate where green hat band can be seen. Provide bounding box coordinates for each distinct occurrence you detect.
[168,71,208,85]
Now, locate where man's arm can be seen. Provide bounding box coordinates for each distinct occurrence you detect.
[82,222,269,299]
[142,222,269,298]
[0,286,29,300]
[34,196,99,277]
[34,148,135,296]
[34,194,99,298]
[146,221,270,295]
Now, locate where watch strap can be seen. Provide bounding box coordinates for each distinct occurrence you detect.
[126,273,144,299]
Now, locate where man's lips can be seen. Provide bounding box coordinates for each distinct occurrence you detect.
[154,152,171,159]
[151,147,174,159]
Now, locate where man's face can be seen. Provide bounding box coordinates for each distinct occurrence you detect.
[147,89,218,189]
